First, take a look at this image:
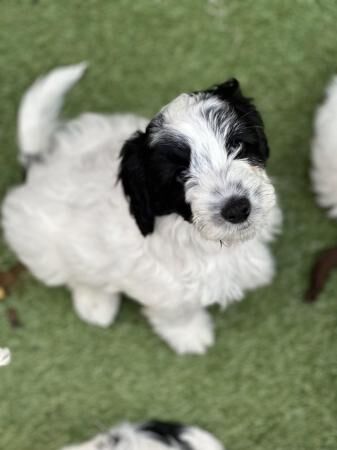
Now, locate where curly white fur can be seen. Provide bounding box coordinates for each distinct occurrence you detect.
[2,64,281,354]
[60,421,224,450]
[312,76,337,217]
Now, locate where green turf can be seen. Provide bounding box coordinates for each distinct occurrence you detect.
[1,1,337,449]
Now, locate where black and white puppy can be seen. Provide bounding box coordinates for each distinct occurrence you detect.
[2,64,281,354]
[61,420,224,450]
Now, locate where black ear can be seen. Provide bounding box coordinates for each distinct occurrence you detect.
[255,125,270,160]
[119,131,155,236]
[216,79,270,160]
[212,78,242,99]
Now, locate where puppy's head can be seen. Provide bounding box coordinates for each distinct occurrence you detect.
[120,79,276,244]
[61,421,224,450]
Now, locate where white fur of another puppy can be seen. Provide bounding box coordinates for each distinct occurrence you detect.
[2,64,281,354]
[312,76,337,216]
[61,422,224,450]
[0,348,11,367]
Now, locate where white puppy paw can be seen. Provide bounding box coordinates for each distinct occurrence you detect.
[72,286,120,328]
[146,308,215,355]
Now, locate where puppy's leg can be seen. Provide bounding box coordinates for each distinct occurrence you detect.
[143,305,214,355]
[71,285,120,328]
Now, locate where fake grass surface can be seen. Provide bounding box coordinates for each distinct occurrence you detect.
[1,1,337,449]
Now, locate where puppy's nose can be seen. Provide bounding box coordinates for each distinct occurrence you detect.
[221,196,251,224]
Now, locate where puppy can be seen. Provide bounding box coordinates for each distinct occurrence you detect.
[2,64,281,354]
[312,76,337,214]
[61,420,224,450]
[307,77,337,300]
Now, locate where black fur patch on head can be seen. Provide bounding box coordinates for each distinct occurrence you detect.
[146,132,192,221]
[202,78,270,166]
[119,126,192,237]
[139,421,192,450]
[119,131,155,236]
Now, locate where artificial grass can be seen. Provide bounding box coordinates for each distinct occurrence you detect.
[0,1,337,449]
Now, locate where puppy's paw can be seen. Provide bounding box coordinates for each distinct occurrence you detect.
[148,308,215,355]
[72,287,120,328]
[168,311,214,354]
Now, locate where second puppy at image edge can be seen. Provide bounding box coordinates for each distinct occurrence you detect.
[60,420,224,450]
[311,76,337,208]
[307,76,337,299]
[2,64,281,354]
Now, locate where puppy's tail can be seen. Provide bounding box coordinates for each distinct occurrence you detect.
[18,62,87,166]
[311,76,337,217]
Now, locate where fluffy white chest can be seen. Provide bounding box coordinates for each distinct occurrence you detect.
[144,216,275,308]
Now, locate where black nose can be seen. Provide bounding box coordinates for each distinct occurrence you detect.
[221,197,251,224]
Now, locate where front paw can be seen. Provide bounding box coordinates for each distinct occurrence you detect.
[146,308,215,355]
[72,288,120,328]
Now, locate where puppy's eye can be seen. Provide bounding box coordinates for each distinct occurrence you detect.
[230,139,242,151]
[175,171,186,184]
